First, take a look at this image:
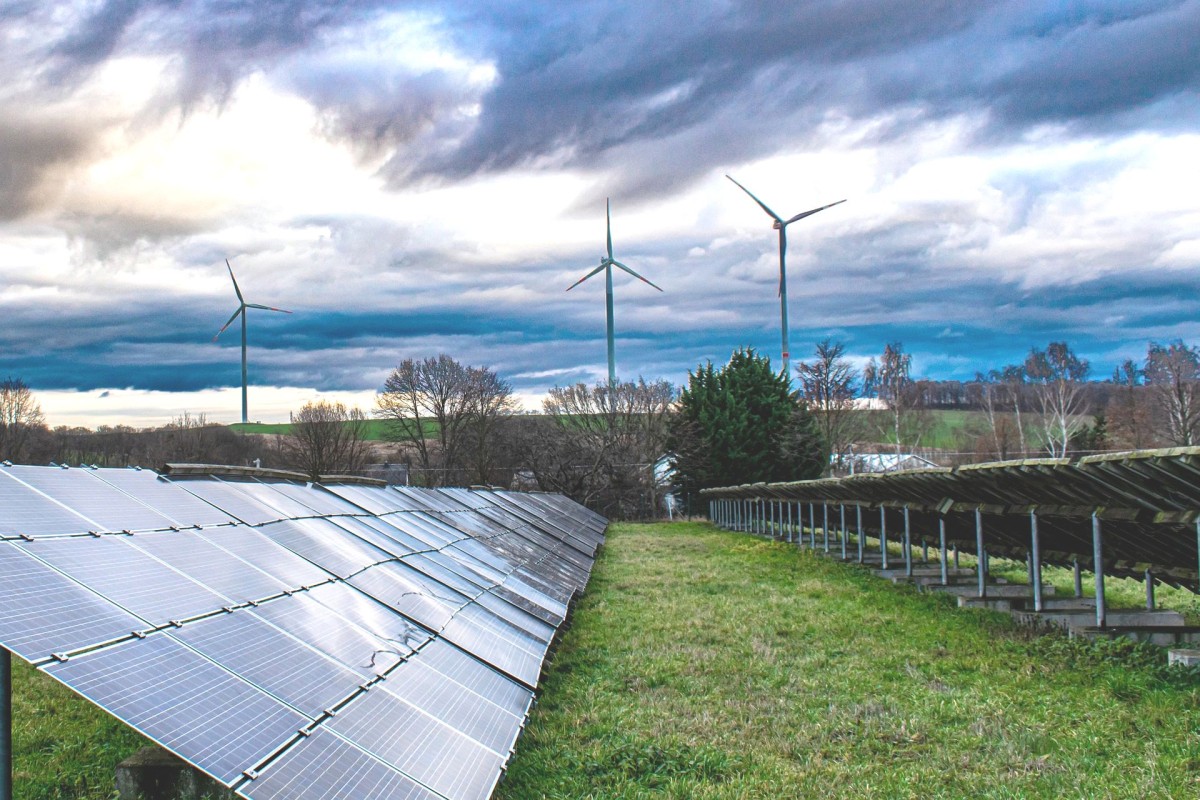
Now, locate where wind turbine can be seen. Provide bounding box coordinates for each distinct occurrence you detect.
[213,259,291,424]
[726,174,845,378]
[566,199,663,386]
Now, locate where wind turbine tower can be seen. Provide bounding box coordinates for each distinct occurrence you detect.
[726,175,845,378]
[213,259,291,424]
[566,199,663,385]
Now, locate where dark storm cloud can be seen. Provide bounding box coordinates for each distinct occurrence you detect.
[8,1,1195,200]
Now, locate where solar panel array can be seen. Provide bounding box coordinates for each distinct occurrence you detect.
[700,446,1200,588]
[0,464,606,800]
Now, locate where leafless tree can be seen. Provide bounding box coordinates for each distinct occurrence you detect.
[864,342,928,457]
[1106,359,1155,450]
[1024,342,1090,457]
[795,339,861,474]
[462,366,519,485]
[282,401,371,480]
[1144,340,1200,447]
[516,378,675,518]
[376,355,514,486]
[0,377,47,462]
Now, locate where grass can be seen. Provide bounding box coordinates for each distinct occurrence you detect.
[11,522,1200,798]
[497,521,1200,799]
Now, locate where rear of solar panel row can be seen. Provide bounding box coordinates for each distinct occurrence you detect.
[0,465,607,800]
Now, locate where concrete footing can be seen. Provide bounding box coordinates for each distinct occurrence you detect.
[1074,626,1200,646]
[1168,649,1200,667]
[116,747,235,800]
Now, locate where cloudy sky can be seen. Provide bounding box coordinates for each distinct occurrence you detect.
[1,1,1197,427]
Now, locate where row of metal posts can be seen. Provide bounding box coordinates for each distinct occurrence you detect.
[708,499,1200,631]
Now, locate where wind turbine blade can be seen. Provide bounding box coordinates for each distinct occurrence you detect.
[783,198,847,225]
[606,198,613,261]
[225,259,244,302]
[611,259,663,292]
[213,307,243,341]
[726,174,782,223]
[565,261,609,292]
[245,303,292,313]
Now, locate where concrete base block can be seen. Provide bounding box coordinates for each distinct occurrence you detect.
[1014,609,1184,631]
[1074,626,1200,647]
[1168,649,1200,667]
[936,583,1055,598]
[116,746,235,800]
[874,567,975,580]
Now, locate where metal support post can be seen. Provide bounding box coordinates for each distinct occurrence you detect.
[787,502,793,543]
[1073,560,1083,598]
[922,540,929,562]
[903,507,912,577]
[953,546,959,568]
[879,507,889,570]
[1145,569,1155,610]
[1,646,10,800]
[975,509,986,599]
[856,505,864,563]
[938,517,948,585]
[1030,510,1043,613]
[809,504,816,549]
[1092,512,1106,629]
[823,503,829,553]
[840,504,848,560]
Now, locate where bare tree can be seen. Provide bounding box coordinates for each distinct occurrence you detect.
[376,355,515,486]
[864,342,928,457]
[0,377,47,463]
[1024,342,1090,457]
[1106,359,1155,450]
[1144,340,1200,446]
[462,366,519,485]
[517,378,675,518]
[795,339,861,474]
[282,400,370,480]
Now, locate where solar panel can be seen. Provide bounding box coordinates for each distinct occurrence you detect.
[91,468,236,527]
[21,535,228,626]
[45,635,309,786]
[0,468,99,536]
[241,729,440,800]
[4,465,178,533]
[171,611,364,718]
[327,684,505,800]
[0,543,144,660]
[0,467,605,800]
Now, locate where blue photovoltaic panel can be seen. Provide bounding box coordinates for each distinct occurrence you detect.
[260,518,391,577]
[305,582,432,658]
[0,468,99,536]
[20,535,227,626]
[46,635,309,786]
[242,729,440,800]
[197,526,333,589]
[170,611,364,719]
[415,638,534,718]
[0,467,605,800]
[348,561,466,632]
[172,478,289,525]
[251,590,420,677]
[381,657,524,755]
[3,465,177,534]
[328,683,505,800]
[330,516,421,558]
[0,543,144,660]
[226,480,328,519]
[92,469,236,527]
[128,530,290,604]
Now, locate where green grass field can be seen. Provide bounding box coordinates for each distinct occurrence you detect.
[497,522,1200,799]
[230,419,427,441]
[11,521,1200,799]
